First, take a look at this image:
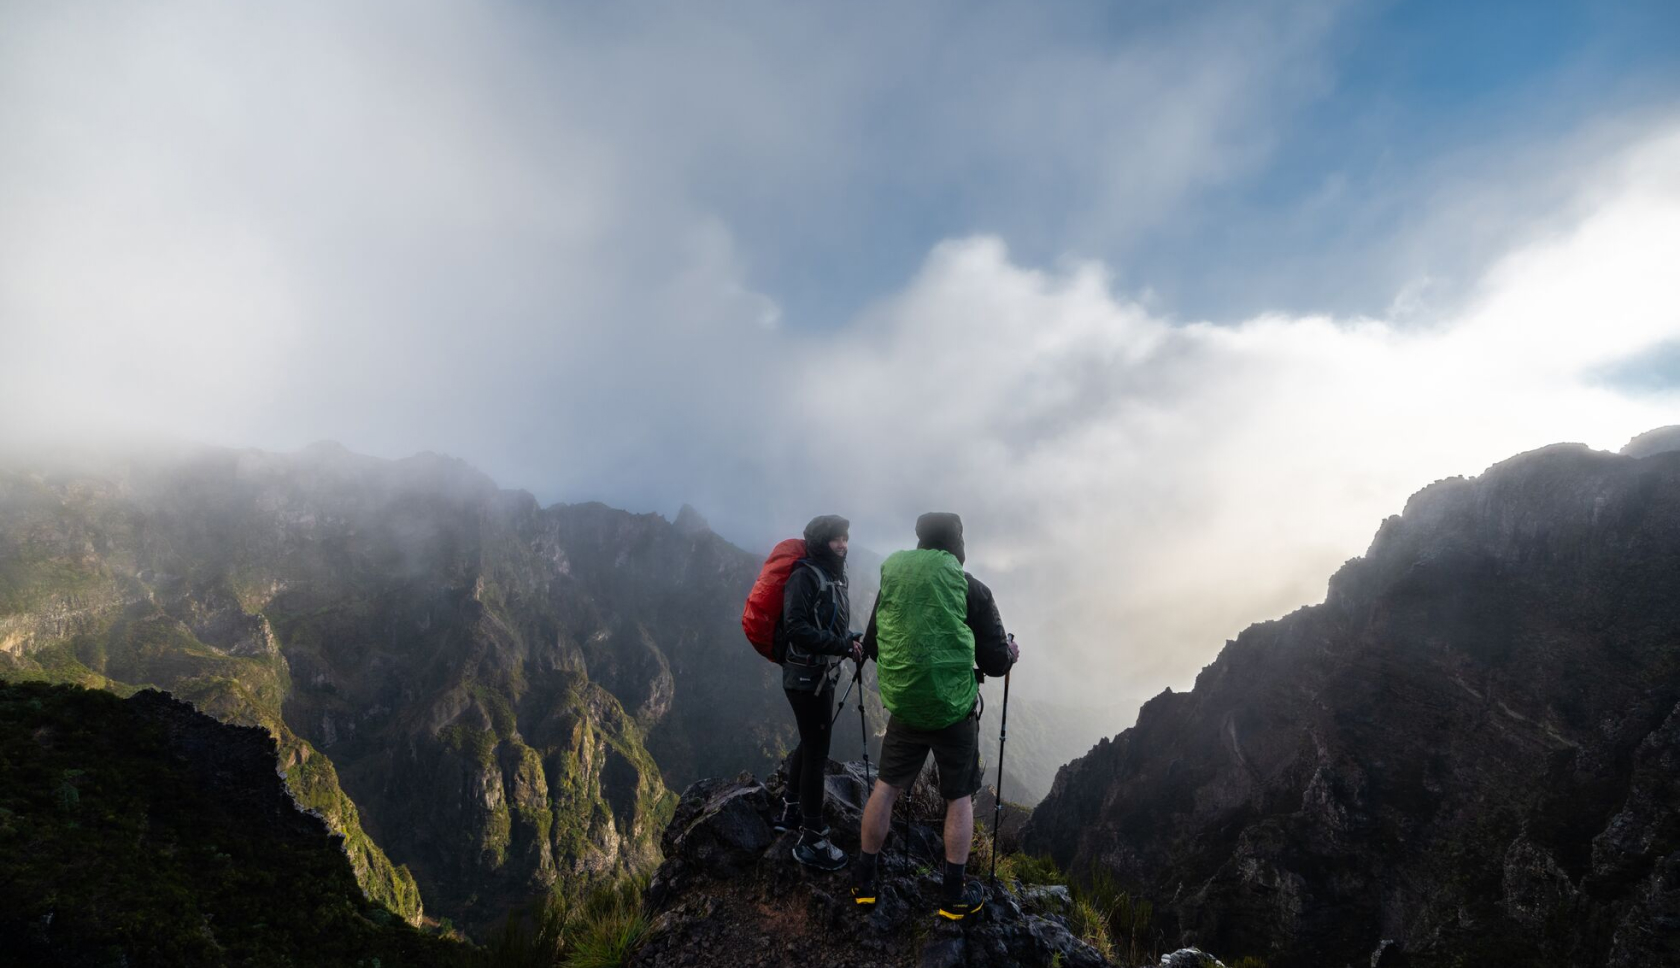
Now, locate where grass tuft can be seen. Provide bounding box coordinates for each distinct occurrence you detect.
[470,873,650,968]
[1067,870,1161,967]
[564,875,650,968]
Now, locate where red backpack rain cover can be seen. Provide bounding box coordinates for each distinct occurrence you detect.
[742,538,807,661]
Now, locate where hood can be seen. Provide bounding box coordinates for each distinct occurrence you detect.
[803,514,850,579]
[914,512,965,565]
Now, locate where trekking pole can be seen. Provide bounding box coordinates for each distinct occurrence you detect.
[900,790,911,864]
[988,657,1012,889]
[855,657,872,789]
[830,661,860,729]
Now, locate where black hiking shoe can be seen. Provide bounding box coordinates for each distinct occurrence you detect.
[771,798,799,833]
[851,850,879,906]
[850,869,877,906]
[937,880,986,921]
[791,828,847,872]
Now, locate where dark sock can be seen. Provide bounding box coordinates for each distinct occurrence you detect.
[853,850,878,887]
[942,860,966,901]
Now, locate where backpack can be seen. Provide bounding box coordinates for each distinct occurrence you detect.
[873,548,975,729]
[742,539,842,663]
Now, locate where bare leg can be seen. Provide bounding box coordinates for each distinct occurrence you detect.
[943,795,973,865]
[860,781,901,854]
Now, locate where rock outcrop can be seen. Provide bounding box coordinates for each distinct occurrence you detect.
[635,760,1113,968]
[1023,441,1680,967]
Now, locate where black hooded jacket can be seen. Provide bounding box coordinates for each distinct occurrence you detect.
[860,511,1014,679]
[777,515,854,692]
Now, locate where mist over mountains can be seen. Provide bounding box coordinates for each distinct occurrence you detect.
[0,439,1102,937]
[5,428,1679,964]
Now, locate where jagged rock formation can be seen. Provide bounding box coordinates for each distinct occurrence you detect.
[0,443,803,934]
[635,760,1111,968]
[0,680,459,966]
[1023,441,1680,967]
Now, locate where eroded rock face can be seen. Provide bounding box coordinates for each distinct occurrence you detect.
[1024,442,1680,967]
[638,761,1111,968]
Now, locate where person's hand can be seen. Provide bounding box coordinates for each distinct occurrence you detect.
[1006,633,1020,663]
[848,633,864,664]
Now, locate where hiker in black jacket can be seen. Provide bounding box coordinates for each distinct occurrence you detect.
[776,513,863,871]
[851,511,1019,919]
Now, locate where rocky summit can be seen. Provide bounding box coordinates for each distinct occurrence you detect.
[634,759,1114,968]
[1023,439,1680,967]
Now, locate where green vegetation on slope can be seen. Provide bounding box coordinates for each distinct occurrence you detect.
[0,548,117,617]
[0,601,427,925]
[538,680,677,876]
[0,680,458,967]
[283,736,428,924]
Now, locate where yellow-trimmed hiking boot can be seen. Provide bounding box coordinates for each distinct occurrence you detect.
[937,880,986,921]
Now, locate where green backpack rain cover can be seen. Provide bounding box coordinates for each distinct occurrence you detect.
[874,548,976,730]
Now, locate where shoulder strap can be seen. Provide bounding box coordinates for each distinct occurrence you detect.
[798,557,830,588]
[797,560,844,634]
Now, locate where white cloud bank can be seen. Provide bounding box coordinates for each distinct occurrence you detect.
[780,128,1680,710]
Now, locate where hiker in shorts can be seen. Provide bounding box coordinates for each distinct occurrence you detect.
[850,512,1019,920]
[774,514,864,871]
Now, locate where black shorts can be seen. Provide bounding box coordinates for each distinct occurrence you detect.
[877,708,983,801]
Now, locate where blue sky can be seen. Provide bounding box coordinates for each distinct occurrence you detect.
[3,0,1679,716]
[1160,0,1680,316]
[707,0,1680,329]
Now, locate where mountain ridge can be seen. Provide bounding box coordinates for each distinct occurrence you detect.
[1022,438,1680,967]
[0,443,788,934]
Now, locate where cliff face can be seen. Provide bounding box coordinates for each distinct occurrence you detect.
[1022,442,1680,967]
[0,443,801,934]
[0,680,459,966]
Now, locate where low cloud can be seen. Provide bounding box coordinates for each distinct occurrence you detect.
[779,127,1680,712]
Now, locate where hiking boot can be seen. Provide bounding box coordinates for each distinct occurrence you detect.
[851,852,878,906]
[937,880,986,921]
[771,798,799,833]
[791,828,847,872]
